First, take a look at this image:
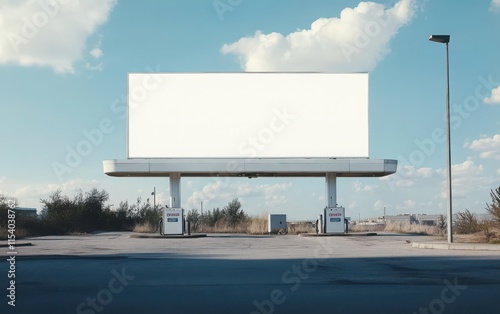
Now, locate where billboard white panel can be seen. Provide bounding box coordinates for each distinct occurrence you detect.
[128,73,368,158]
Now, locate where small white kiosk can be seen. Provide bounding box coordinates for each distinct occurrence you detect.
[268,214,287,233]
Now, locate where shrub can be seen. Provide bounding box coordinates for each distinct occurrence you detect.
[453,209,481,234]
[187,198,249,232]
[486,187,500,226]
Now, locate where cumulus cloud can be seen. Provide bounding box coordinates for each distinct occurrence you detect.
[465,134,500,159]
[384,165,436,189]
[484,85,500,104]
[90,47,103,59]
[435,160,499,199]
[0,0,117,73]
[395,179,414,188]
[403,199,417,208]
[221,0,417,72]
[257,183,292,207]
[186,181,292,209]
[373,200,387,211]
[1,178,102,209]
[353,181,376,192]
[490,0,500,12]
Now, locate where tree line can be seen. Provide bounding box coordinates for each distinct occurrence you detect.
[1,186,499,238]
[0,188,161,236]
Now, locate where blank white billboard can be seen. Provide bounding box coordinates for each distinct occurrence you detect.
[128,73,368,159]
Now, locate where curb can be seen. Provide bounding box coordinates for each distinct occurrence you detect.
[130,234,207,239]
[299,232,377,237]
[412,242,500,251]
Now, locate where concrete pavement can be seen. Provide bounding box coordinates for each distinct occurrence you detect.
[1,232,499,314]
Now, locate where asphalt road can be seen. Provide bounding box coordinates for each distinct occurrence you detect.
[1,232,499,314]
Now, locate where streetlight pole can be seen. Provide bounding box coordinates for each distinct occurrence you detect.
[151,187,156,209]
[429,34,453,243]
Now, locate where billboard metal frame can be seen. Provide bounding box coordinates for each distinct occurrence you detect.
[104,72,397,218]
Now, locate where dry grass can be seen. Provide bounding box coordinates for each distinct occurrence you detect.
[350,221,500,243]
[197,221,250,234]
[287,222,316,234]
[383,221,441,235]
[160,215,316,235]
[133,222,157,233]
[454,226,500,243]
[350,223,386,232]
[247,216,268,234]
[350,222,440,235]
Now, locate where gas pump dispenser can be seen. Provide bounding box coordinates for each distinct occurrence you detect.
[324,207,345,234]
[162,208,184,235]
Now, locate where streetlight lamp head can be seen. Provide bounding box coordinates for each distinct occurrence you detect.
[429,35,450,44]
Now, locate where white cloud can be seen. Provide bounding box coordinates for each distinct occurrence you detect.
[436,160,500,200]
[257,183,292,207]
[0,0,117,73]
[221,0,417,72]
[465,134,500,159]
[395,179,414,188]
[398,165,435,178]
[90,47,103,59]
[386,165,437,189]
[497,169,500,175]
[373,200,387,211]
[85,62,103,72]
[451,159,484,176]
[490,0,500,12]
[484,85,500,104]
[403,199,417,208]
[0,179,102,210]
[186,181,292,209]
[353,181,376,192]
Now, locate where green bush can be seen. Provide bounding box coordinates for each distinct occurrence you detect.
[187,198,248,232]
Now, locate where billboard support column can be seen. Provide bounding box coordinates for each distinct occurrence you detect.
[169,173,181,208]
[325,173,337,208]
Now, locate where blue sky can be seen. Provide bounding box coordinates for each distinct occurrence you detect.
[1,0,499,220]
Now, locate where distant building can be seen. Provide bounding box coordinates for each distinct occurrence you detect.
[477,213,495,222]
[415,214,443,226]
[384,214,415,224]
[384,214,446,226]
[15,207,37,217]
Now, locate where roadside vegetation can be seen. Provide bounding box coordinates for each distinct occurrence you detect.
[1,186,500,242]
[346,187,500,243]
[0,189,161,238]
[350,221,441,235]
[452,187,500,243]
